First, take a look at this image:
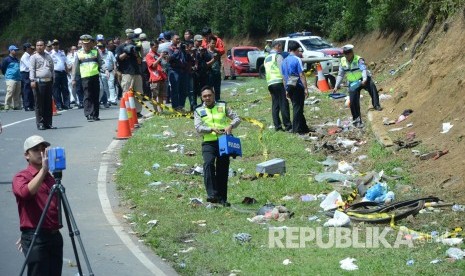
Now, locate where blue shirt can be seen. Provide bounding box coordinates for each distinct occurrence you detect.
[100,49,116,71]
[280,53,304,89]
[1,55,21,81]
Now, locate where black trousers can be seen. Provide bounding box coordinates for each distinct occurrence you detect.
[74,75,84,103]
[349,76,380,122]
[21,230,63,276]
[21,72,34,109]
[202,141,230,202]
[52,71,70,109]
[82,75,100,118]
[33,81,53,127]
[287,85,309,134]
[268,83,291,131]
[141,61,151,97]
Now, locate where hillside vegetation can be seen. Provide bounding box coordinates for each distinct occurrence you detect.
[1,0,464,45]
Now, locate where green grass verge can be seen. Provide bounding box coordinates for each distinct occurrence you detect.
[116,78,465,275]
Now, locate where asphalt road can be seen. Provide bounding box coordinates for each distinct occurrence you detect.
[0,76,178,275]
[0,76,242,275]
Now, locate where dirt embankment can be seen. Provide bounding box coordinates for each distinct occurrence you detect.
[351,14,465,202]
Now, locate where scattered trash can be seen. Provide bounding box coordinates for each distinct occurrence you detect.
[430,259,441,264]
[190,198,203,206]
[282,259,292,265]
[247,215,266,223]
[234,233,252,243]
[406,259,415,266]
[174,163,188,167]
[143,170,152,176]
[152,163,160,170]
[441,238,463,246]
[315,172,352,183]
[304,99,320,105]
[337,160,354,173]
[191,166,203,175]
[250,204,293,222]
[419,149,449,160]
[281,195,294,201]
[339,257,358,271]
[179,247,195,253]
[300,194,317,202]
[318,156,338,167]
[242,197,257,204]
[179,261,186,269]
[146,220,158,226]
[148,181,163,187]
[452,204,465,212]
[308,215,319,221]
[363,183,395,203]
[320,191,343,211]
[383,117,395,125]
[446,247,465,260]
[441,122,453,134]
[379,94,392,100]
[324,210,350,227]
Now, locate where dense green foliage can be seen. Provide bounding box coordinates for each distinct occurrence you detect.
[1,0,464,46]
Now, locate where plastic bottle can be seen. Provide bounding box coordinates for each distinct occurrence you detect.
[179,145,185,155]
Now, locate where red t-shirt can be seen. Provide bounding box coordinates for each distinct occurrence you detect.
[12,165,61,231]
[145,50,167,82]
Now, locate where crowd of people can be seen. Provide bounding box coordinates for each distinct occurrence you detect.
[1,26,227,127]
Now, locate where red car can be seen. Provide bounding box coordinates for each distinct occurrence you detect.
[223,46,260,79]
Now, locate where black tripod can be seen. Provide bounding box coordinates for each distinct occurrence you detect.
[19,171,94,276]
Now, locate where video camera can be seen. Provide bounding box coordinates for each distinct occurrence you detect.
[47,147,66,174]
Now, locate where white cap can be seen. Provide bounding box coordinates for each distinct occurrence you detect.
[342,44,354,52]
[24,135,50,152]
[139,33,147,39]
[134,28,142,35]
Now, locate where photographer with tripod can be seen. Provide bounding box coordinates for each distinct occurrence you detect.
[13,135,93,276]
[13,135,63,276]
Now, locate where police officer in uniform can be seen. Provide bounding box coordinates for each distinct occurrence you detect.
[194,86,240,206]
[264,41,291,132]
[333,44,382,128]
[72,34,103,121]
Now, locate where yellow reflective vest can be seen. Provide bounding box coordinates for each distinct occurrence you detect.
[340,55,363,82]
[195,102,229,142]
[77,49,99,78]
[264,53,282,86]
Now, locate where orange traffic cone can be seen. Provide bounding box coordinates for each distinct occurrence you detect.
[114,97,132,140]
[123,92,134,131]
[128,90,139,128]
[52,99,59,116]
[316,63,330,92]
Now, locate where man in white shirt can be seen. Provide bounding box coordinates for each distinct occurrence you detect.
[97,41,117,107]
[50,39,70,110]
[20,43,35,111]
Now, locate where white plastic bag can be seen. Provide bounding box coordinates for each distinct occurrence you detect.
[319,191,342,211]
[324,210,350,227]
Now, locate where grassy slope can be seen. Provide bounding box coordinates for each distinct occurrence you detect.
[116,78,465,275]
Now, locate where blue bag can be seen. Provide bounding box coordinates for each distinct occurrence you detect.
[218,135,242,158]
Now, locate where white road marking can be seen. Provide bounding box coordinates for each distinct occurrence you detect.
[98,140,167,276]
[2,111,66,128]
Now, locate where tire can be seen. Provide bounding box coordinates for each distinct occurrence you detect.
[258,64,266,79]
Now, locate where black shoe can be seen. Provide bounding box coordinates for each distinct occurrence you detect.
[78,104,84,109]
[87,115,94,122]
[25,107,34,111]
[45,125,57,129]
[137,112,143,118]
[37,124,46,130]
[57,107,63,111]
[374,106,383,111]
[206,197,219,203]
[93,116,100,121]
[104,103,110,108]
